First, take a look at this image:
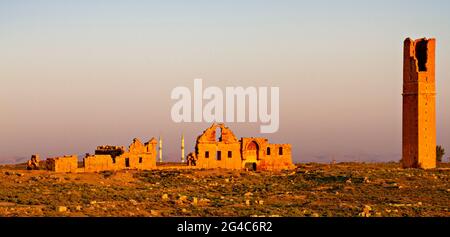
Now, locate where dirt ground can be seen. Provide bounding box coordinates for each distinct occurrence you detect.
[0,162,448,217]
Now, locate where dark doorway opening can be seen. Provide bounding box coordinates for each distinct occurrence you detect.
[246,141,259,160]
[245,162,257,171]
[125,158,130,168]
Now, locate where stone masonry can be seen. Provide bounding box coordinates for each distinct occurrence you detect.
[187,123,294,171]
[402,37,436,169]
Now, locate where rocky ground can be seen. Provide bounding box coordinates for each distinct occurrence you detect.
[0,162,449,217]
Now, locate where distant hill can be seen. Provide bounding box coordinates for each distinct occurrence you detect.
[0,156,29,165]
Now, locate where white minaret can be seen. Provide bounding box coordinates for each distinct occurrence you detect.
[181,133,185,163]
[159,136,163,163]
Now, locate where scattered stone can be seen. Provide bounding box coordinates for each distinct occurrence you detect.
[179,195,188,202]
[359,205,372,217]
[192,197,198,205]
[129,199,138,205]
[199,198,210,205]
[363,177,370,183]
[150,210,160,216]
[161,194,169,201]
[56,206,67,212]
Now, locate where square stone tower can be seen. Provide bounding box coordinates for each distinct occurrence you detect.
[402,38,436,169]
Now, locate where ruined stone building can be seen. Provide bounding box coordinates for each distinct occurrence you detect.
[46,155,78,173]
[402,37,436,169]
[32,137,158,172]
[186,123,294,171]
[84,137,158,172]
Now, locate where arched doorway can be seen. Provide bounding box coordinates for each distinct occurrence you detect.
[243,141,259,170]
[244,162,257,171]
[246,141,259,160]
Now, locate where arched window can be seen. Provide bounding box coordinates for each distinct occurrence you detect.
[267,147,271,155]
[278,147,283,156]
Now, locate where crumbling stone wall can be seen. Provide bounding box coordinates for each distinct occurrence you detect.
[194,124,242,169]
[402,38,436,169]
[241,138,294,171]
[46,155,78,173]
[83,154,114,172]
[26,154,40,170]
[190,123,294,170]
[83,137,157,172]
[38,137,157,173]
[257,144,294,171]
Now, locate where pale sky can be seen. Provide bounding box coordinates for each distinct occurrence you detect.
[1,0,449,163]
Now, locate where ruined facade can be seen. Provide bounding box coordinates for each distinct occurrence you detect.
[83,138,157,172]
[187,123,294,171]
[46,155,78,173]
[26,154,40,170]
[35,137,157,173]
[402,38,436,169]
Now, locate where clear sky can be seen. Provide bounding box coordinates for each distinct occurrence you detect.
[1,0,449,163]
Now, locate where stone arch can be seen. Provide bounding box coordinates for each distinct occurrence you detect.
[196,123,238,143]
[244,140,259,161]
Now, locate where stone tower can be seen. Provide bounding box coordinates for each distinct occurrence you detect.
[181,133,185,163]
[159,136,163,163]
[402,37,436,169]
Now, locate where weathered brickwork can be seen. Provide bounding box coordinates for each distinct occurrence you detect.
[46,155,78,173]
[187,123,294,171]
[402,37,436,169]
[33,137,157,173]
[83,138,157,172]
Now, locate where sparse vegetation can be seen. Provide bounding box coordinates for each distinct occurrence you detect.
[0,163,449,217]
